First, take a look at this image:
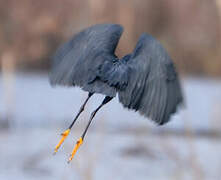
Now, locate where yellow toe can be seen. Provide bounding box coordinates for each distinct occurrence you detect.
[54,129,70,154]
[68,137,83,163]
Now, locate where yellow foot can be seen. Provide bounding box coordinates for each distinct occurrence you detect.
[54,129,70,154]
[67,137,83,163]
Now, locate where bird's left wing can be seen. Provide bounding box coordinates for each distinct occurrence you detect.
[118,34,183,125]
[50,24,123,90]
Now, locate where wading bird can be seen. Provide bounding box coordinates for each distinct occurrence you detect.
[50,24,183,163]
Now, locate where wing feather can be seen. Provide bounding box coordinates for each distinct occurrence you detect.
[49,24,123,97]
[118,34,183,125]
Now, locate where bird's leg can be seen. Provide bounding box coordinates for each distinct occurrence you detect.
[68,96,113,163]
[54,92,93,154]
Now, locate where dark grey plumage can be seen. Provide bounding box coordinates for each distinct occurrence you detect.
[50,24,123,97]
[50,24,183,125]
[118,34,183,124]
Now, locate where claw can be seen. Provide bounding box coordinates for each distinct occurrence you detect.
[67,137,83,163]
[54,129,70,154]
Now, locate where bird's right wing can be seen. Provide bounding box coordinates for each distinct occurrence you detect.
[118,34,183,125]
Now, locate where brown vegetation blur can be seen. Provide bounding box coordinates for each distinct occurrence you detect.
[1,0,221,76]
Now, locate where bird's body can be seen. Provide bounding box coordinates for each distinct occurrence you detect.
[50,24,183,162]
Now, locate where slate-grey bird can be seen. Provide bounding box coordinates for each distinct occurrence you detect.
[50,24,183,162]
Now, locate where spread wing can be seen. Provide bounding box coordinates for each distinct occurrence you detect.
[49,24,123,97]
[118,34,183,125]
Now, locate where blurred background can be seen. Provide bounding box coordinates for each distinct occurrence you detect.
[0,0,221,179]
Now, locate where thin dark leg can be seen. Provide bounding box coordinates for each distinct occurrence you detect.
[68,96,113,162]
[54,92,93,154]
[81,96,113,139]
[69,92,93,129]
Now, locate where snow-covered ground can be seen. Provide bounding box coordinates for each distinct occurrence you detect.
[0,73,221,180]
